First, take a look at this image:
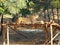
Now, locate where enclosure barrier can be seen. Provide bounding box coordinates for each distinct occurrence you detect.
[0,20,60,45]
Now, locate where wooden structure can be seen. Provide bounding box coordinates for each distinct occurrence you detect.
[0,8,60,45]
[0,0,60,45]
[1,19,60,45]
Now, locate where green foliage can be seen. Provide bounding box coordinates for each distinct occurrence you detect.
[27,0,41,13]
[42,0,52,11]
[0,2,4,14]
[0,2,3,7]
[0,7,4,13]
[3,0,28,14]
[18,0,27,9]
[0,0,60,17]
[51,0,60,8]
[29,1,35,8]
[20,9,30,16]
[12,15,18,22]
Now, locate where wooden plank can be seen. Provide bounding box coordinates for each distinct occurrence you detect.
[50,24,53,45]
[6,26,9,45]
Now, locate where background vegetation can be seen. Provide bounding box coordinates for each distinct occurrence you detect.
[0,0,60,18]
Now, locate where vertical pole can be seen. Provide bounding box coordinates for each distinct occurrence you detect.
[2,26,5,45]
[1,14,6,45]
[47,32,59,44]
[6,22,9,45]
[6,26,9,45]
[58,35,60,45]
[45,23,48,43]
[50,24,53,45]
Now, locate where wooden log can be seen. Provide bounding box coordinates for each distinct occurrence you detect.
[50,24,53,45]
[2,26,6,45]
[47,32,60,44]
[6,26,9,45]
[0,21,60,29]
[1,14,6,45]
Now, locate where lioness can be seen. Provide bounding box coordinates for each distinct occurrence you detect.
[15,14,39,24]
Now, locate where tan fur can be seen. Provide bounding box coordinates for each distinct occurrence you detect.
[15,14,39,24]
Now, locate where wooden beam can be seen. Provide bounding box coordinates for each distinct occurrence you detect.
[0,21,60,29]
[2,26,6,45]
[6,26,9,45]
[47,32,60,44]
[50,24,53,45]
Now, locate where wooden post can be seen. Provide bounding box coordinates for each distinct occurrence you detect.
[6,26,9,45]
[45,23,48,43]
[47,32,60,44]
[2,24,6,45]
[2,27,6,45]
[50,24,53,45]
[58,33,60,45]
[1,14,6,45]
[5,22,9,45]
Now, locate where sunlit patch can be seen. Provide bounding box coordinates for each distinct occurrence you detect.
[3,14,13,18]
[20,29,43,32]
[54,15,58,19]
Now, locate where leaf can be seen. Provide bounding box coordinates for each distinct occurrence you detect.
[0,7,4,13]
[29,1,35,8]
[3,0,28,14]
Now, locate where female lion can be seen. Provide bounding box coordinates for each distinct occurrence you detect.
[15,14,39,24]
